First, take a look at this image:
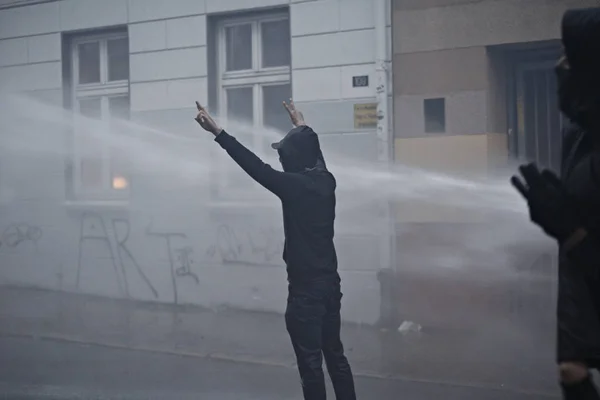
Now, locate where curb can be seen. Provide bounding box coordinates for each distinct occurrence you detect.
[1,330,559,398]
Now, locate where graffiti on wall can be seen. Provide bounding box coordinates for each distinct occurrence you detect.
[0,223,42,250]
[77,213,199,304]
[146,220,198,305]
[174,246,199,284]
[206,224,284,267]
[77,212,158,299]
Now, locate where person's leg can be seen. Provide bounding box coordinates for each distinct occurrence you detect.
[557,259,600,400]
[559,362,600,399]
[322,287,356,400]
[286,292,327,400]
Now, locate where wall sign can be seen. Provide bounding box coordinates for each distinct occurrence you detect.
[354,103,378,129]
[352,75,369,88]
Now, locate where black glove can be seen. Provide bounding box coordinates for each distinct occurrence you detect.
[510,163,581,243]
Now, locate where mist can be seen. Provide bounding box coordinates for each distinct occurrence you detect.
[0,91,557,391]
[0,0,572,397]
[0,92,545,278]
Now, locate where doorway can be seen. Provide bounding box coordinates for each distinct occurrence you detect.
[507,45,564,172]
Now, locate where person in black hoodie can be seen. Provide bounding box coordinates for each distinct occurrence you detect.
[511,8,600,400]
[194,100,356,400]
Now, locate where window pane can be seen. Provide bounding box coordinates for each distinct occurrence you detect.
[107,38,129,81]
[108,96,130,120]
[108,97,130,190]
[424,98,446,133]
[263,84,291,132]
[78,97,103,189]
[78,98,102,119]
[78,42,101,84]
[226,87,254,123]
[225,87,254,189]
[261,19,290,68]
[225,24,252,71]
[81,158,103,188]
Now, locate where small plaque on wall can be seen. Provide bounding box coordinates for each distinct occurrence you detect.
[354,103,378,129]
[352,75,369,88]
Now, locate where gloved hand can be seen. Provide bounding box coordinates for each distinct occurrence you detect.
[510,163,581,243]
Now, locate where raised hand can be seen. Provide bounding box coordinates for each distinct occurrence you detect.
[511,163,580,243]
[283,98,306,127]
[194,101,222,136]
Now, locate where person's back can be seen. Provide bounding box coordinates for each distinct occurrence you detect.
[270,126,355,400]
[194,100,357,400]
[281,162,339,285]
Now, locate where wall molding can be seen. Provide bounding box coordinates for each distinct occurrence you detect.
[0,0,58,10]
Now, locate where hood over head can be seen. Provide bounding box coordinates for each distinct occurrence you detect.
[558,8,600,130]
[271,126,327,173]
[562,8,600,82]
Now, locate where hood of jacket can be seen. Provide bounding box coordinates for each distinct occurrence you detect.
[562,8,600,80]
[558,8,600,131]
[271,126,327,173]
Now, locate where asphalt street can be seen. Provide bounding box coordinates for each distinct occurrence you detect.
[0,335,558,399]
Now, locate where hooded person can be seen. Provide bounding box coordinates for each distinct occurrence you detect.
[194,101,357,400]
[511,8,600,400]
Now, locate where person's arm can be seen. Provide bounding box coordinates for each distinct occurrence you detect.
[562,229,599,267]
[193,101,307,199]
[562,152,600,266]
[214,130,306,199]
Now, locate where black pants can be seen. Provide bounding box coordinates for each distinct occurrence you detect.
[285,281,356,400]
[557,256,600,368]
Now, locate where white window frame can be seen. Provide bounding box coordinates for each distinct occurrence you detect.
[70,31,130,202]
[215,13,291,199]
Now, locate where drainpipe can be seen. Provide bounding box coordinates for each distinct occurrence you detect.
[374,0,397,328]
[375,0,390,163]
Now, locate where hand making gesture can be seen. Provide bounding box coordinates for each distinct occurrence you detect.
[283,98,306,127]
[194,101,223,136]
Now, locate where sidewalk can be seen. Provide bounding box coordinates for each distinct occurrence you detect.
[0,285,558,397]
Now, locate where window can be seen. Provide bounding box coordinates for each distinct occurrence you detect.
[215,12,292,195]
[69,31,130,201]
[424,98,446,133]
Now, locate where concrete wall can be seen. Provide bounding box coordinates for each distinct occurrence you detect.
[392,0,596,160]
[291,0,392,158]
[379,0,574,341]
[0,0,393,325]
[391,0,594,227]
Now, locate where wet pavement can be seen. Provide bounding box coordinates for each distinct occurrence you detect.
[0,335,555,399]
[0,286,561,398]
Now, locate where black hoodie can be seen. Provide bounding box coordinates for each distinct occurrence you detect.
[215,126,339,285]
[556,8,600,271]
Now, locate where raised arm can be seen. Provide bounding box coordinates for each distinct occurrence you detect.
[213,130,306,199]
[194,101,305,199]
[511,161,600,268]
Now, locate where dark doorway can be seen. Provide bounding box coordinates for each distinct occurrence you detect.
[507,44,564,172]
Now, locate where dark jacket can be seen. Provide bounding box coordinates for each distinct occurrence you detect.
[556,123,600,366]
[560,124,600,264]
[215,126,340,285]
[555,7,600,366]
[558,7,600,263]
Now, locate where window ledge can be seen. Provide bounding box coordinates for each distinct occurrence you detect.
[206,199,279,210]
[64,200,129,213]
[0,0,57,10]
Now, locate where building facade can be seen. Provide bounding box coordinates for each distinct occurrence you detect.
[0,0,393,324]
[389,0,598,334]
[392,0,598,177]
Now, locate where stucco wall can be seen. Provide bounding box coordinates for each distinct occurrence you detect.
[0,0,393,325]
[391,0,596,142]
